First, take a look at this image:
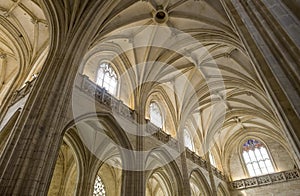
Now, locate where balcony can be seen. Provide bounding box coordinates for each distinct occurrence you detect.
[231,169,300,189]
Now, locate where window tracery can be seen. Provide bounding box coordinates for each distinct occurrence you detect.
[93,175,106,196]
[242,139,274,177]
[96,62,118,96]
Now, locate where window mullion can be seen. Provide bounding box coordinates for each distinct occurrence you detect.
[101,72,105,87]
[96,63,118,96]
[247,151,256,176]
[253,149,262,174]
[259,148,269,173]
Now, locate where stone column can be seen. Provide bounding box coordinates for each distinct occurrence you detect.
[0,1,120,195]
[178,127,192,196]
[220,0,300,164]
[135,105,147,196]
[205,152,217,196]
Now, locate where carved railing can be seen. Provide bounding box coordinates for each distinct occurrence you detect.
[185,148,227,181]
[10,77,37,105]
[78,74,181,149]
[211,165,227,181]
[154,130,179,150]
[186,148,208,169]
[78,74,135,120]
[231,169,300,189]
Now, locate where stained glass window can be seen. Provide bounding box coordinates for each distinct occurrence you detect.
[93,175,106,196]
[242,139,274,177]
[96,62,118,95]
[184,128,194,151]
[149,102,163,128]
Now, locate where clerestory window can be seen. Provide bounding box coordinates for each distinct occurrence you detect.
[242,139,274,177]
[184,128,194,151]
[149,102,163,128]
[96,62,118,96]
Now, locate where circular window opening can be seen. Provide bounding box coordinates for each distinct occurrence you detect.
[156,11,166,19]
[154,10,168,23]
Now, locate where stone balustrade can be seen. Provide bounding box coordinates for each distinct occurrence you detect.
[78,74,135,120]
[211,165,227,181]
[185,148,227,181]
[231,169,300,190]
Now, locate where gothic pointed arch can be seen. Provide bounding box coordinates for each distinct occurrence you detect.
[145,148,184,196]
[222,127,296,180]
[145,91,177,137]
[0,0,299,195]
[48,131,79,196]
[189,169,212,196]
[241,138,275,177]
[48,111,135,195]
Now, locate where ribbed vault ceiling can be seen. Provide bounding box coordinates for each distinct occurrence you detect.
[0,0,286,159]
[83,0,285,155]
[0,0,49,106]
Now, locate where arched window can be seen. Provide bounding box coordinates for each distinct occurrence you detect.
[209,151,216,167]
[96,62,118,95]
[149,102,163,128]
[242,139,274,177]
[184,129,194,151]
[93,175,106,196]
